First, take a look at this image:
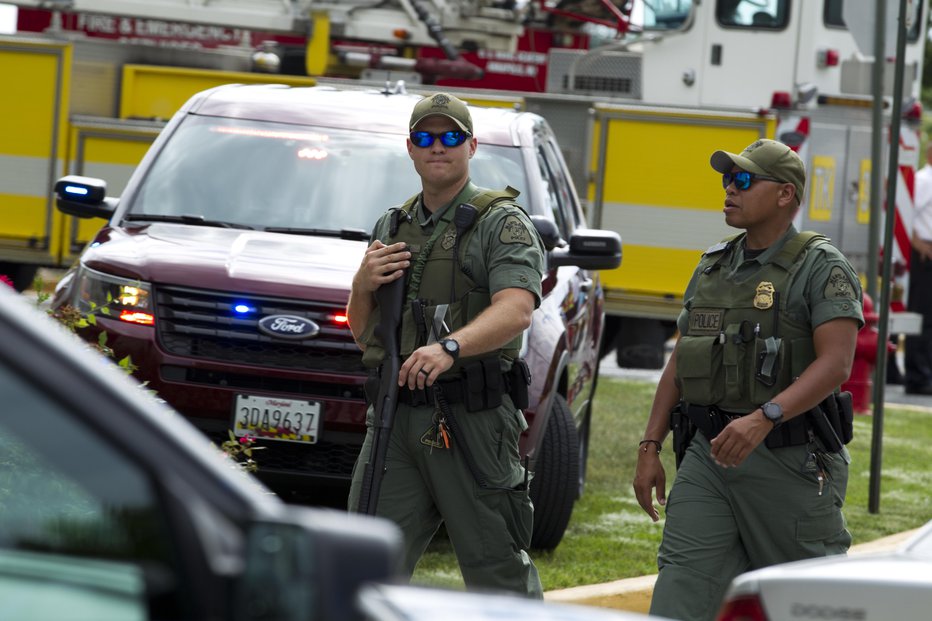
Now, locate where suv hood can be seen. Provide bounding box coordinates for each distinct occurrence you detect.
[84,223,367,302]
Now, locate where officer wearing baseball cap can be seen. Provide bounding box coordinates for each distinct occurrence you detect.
[408,91,474,135]
[347,92,544,598]
[633,138,864,620]
[710,138,806,205]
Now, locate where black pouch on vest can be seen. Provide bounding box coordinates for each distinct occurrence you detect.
[463,359,486,412]
[836,390,854,444]
[683,403,725,440]
[805,401,844,453]
[764,415,809,449]
[482,357,503,410]
[508,358,531,410]
[462,356,507,412]
[670,402,697,468]
[462,358,499,411]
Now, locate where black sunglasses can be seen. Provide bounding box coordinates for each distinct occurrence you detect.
[722,171,782,191]
[409,130,471,148]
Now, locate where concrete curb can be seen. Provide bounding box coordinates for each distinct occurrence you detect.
[543,528,922,613]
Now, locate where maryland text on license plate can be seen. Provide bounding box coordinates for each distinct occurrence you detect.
[233,395,321,444]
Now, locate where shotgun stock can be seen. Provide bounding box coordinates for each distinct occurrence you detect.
[357,273,406,515]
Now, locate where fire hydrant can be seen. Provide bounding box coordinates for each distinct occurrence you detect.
[842,294,895,414]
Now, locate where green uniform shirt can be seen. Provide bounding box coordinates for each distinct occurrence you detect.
[676,225,864,335]
[371,180,544,310]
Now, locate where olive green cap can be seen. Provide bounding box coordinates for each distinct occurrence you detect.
[711,139,805,204]
[409,92,473,134]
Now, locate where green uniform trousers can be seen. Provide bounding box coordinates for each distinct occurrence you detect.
[348,397,543,599]
[650,433,851,621]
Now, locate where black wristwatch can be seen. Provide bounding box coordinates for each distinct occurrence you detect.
[439,337,460,361]
[761,401,784,428]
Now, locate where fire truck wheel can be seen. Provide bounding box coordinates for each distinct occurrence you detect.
[0,263,38,293]
[615,317,672,369]
[529,394,580,551]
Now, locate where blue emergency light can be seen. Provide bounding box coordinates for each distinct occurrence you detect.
[54,175,107,204]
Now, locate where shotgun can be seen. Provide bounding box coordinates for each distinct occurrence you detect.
[356,272,406,515]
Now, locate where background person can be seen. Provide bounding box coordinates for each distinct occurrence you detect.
[632,139,863,621]
[346,92,545,597]
[904,142,932,395]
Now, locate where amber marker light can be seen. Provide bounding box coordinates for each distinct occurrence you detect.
[119,310,155,326]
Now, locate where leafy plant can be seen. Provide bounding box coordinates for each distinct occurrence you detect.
[219,431,266,473]
[23,273,263,473]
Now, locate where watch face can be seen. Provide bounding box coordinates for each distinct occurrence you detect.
[442,339,459,356]
[763,402,782,421]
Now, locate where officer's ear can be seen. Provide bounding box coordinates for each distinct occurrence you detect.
[778,182,797,209]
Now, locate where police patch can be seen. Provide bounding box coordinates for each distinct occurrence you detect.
[824,266,856,299]
[441,228,457,250]
[499,215,533,245]
[688,308,724,335]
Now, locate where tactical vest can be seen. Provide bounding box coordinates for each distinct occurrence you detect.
[675,231,827,412]
[360,187,525,372]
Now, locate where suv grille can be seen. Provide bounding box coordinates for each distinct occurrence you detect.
[204,430,359,480]
[155,285,365,374]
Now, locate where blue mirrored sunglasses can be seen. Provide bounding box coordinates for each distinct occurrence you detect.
[722,171,782,190]
[409,130,471,148]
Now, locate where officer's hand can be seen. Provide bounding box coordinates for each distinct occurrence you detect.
[633,451,666,522]
[709,412,771,468]
[354,240,410,294]
[399,342,454,390]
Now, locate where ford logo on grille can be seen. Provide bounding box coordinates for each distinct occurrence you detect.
[257,315,320,340]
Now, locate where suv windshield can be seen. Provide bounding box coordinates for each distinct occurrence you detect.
[129,116,529,234]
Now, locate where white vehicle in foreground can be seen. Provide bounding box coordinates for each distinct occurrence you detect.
[716,521,932,621]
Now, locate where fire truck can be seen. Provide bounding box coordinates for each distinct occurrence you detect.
[0,0,927,366]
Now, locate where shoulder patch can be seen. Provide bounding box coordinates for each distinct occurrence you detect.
[499,214,533,246]
[824,265,857,299]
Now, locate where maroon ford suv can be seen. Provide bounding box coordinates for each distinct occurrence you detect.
[52,84,621,550]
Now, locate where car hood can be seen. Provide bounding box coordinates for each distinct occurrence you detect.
[82,223,367,303]
[726,551,932,619]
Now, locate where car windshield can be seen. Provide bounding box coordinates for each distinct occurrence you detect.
[129,115,528,235]
[635,0,693,30]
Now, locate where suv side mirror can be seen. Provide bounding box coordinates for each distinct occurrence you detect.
[54,175,118,220]
[235,508,403,621]
[550,228,622,270]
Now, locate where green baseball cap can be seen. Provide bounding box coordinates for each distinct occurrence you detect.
[409,92,473,134]
[710,139,805,204]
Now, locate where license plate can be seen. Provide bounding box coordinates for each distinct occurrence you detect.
[233,395,321,444]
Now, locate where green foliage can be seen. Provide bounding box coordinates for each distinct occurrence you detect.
[220,430,266,473]
[33,275,259,471]
[412,378,932,591]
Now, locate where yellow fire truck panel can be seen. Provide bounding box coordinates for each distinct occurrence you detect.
[589,105,776,319]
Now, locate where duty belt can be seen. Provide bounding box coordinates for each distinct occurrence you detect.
[398,372,511,412]
[399,378,471,407]
[369,356,531,413]
[683,403,809,449]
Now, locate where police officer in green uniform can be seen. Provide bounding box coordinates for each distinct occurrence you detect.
[346,92,545,598]
[632,139,864,621]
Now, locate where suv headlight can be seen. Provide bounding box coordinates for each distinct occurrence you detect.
[74,267,154,326]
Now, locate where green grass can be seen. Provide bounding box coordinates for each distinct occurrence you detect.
[411,377,932,591]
